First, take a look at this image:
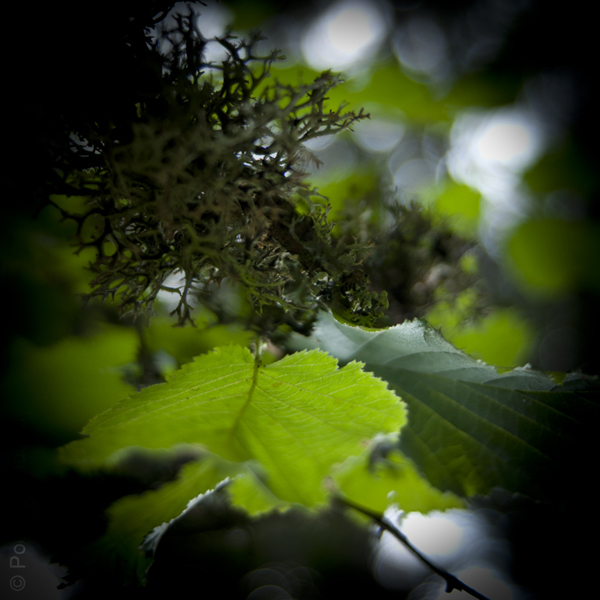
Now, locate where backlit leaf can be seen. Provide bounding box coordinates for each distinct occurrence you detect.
[60,346,406,507]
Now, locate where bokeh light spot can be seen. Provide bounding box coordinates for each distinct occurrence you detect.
[302,1,388,71]
[393,16,448,78]
[352,116,405,152]
[475,120,534,168]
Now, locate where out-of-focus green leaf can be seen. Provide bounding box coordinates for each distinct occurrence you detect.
[331,451,464,515]
[433,182,481,237]
[426,304,534,368]
[507,218,600,295]
[60,346,406,507]
[327,62,448,122]
[4,325,138,441]
[523,139,598,197]
[442,72,520,109]
[295,311,598,504]
[145,312,254,369]
[268,61,449,122]
[316,169,378,223]
[229,0,275,30]
[80,452,237,585]
[1,209,98,345]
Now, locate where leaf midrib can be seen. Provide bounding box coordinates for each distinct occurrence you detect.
[228,352,261,442]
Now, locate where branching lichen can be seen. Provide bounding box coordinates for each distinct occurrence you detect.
[50,8,385,327]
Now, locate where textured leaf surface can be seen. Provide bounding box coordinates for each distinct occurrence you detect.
[60,346,406,506]
[302,312,599,503]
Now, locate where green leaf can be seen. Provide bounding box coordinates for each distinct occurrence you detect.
[144,312,254,370]
[4,325,137,442]
[331,451,464,515]
[84,453,235,585]
[425,305,535,368]
[60,449,281,586]
[523,139,599,197]
[321,61,450,123]
[507,218,600,295]
[433,182,481,237]
[297,312,599,504]
[60,346,406,507]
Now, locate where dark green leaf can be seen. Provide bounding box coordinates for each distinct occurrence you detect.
[298,312,599,503]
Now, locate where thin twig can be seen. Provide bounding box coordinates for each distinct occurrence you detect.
[334,496,492,600]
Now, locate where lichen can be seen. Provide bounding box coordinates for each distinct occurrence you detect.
[49,9,385,328]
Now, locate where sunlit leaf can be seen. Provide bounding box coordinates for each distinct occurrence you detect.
[60,346,406,507]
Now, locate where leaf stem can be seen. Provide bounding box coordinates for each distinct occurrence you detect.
[334,496,492,600]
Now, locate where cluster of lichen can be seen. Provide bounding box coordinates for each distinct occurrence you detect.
[50,9,386,328]
[335,197,486,325]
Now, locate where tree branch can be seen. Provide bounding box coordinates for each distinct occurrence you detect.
[334,496,492,600]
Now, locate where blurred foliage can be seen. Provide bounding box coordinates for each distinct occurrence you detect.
[508,218,600,295]
[144,309,255,372]
[426,301,534,368]
[337,200,484,325]
[331,451,463,515]
[237,0,600,374]
[3,326,138,444]
[432,182,481,237]
[523,137,598,198]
